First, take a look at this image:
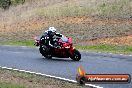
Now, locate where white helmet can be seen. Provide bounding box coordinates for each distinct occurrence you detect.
[48,27,56,33]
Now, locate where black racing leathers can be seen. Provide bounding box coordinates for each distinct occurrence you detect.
[40,32,62,54]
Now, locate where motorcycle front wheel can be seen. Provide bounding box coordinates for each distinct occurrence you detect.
[70,49,81,61]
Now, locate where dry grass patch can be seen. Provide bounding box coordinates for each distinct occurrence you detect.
[79,35,132,46]
[0,68,88,88]
[0,16,132,43]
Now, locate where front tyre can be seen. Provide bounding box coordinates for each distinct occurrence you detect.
[70,49,81,61]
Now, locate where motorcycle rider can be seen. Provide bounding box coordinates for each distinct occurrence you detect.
[40,27,62,53]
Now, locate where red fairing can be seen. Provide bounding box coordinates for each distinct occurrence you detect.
[63,43,69,47]
[58,37,72,48]
[69,47,75,57]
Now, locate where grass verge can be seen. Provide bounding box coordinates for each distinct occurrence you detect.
[0,40,132,54]
[0,82,25,88]
[0,40,34,47]
[0,68,87,88]
[76,44,132,54]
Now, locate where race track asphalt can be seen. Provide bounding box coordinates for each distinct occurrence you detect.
[0,45,132,88]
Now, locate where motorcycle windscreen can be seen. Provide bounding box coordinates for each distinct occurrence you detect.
[61,36,68,42]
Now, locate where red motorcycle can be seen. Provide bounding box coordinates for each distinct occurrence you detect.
[34,35,81,61]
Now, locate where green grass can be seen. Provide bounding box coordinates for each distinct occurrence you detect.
[0,40,34,47]
[76,44,132,54]
[0,40,132,54]
[0,82,25,88]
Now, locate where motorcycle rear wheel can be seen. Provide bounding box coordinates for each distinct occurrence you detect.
[39,47,52,59]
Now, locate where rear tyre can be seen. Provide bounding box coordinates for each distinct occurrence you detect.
[39,47,52,59]
[39,47,46,57]
[45,54,52,59]
[70,49,81,61]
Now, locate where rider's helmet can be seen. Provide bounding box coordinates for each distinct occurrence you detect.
[48,27,56,37]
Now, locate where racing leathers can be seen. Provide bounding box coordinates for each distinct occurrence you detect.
[40,31,62,54]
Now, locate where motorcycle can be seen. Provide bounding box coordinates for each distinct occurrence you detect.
[34,35,81,61]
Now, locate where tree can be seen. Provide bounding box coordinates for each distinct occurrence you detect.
[0,0,11,9]
[14,0,25,4]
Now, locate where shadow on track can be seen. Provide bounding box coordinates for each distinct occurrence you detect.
[41,57,82,62]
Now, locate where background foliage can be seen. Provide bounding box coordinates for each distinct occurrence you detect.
[0,0,25,9]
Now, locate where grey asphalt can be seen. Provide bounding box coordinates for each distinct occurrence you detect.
[0,45,132,88]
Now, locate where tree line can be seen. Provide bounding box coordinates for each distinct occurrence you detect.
[0,0,25,10]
